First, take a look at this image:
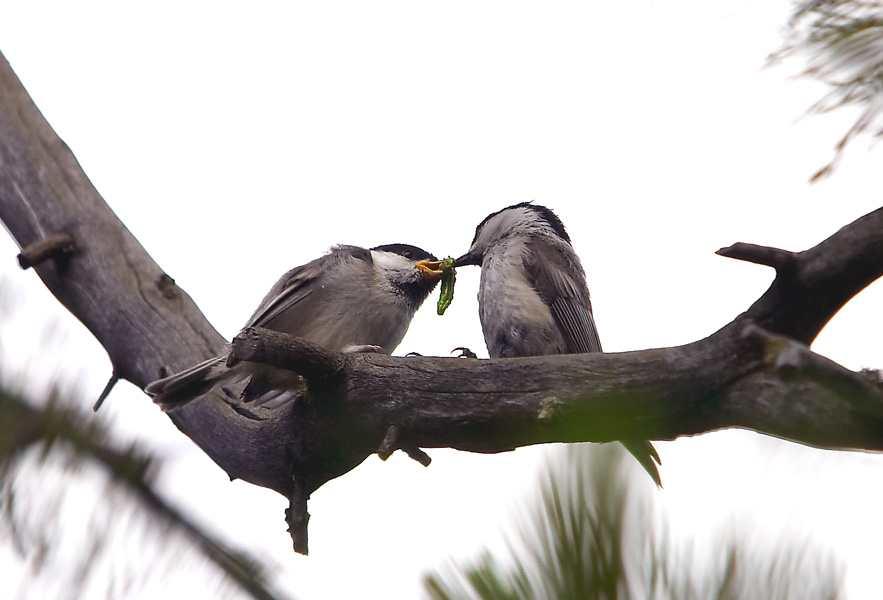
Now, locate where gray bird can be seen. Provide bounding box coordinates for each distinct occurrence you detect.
[146,243,443,410]
[453,203,661,486]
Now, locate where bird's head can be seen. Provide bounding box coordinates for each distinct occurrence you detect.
[371,244,443,308]
[453,202,570,267]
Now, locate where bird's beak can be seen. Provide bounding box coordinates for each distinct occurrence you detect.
[453,252,480,267]
[416,260,445,279]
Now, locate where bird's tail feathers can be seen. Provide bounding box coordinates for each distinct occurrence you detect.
[144,355,227,411]
[620,439,662,488]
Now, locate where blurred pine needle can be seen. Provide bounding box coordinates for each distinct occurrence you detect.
[424,444,844,600]
[0,277,294,600]
[770,0,883,181]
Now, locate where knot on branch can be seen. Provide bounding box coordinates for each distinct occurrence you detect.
[230,327,346,388]
[538,396,561,421]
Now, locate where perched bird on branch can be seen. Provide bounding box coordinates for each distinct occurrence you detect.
[453,202,662,486]
[146,244,443,410]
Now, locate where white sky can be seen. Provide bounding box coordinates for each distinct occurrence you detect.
[1,0,882,598]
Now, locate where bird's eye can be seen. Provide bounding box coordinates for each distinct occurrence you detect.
[402,251,412,258]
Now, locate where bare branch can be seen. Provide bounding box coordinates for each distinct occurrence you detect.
[377,424,400,461]
[92,373,119,412]
[286,477,310,555]
[716,242,796,271]
[16,232,75,269]
[0,49,299,497]
[235,323,883,458]
[739,207,883,345]
[403,446,433,467]
[377,422,432,466]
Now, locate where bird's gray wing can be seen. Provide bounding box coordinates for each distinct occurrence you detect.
[523,239,662,487]
[521,239,602,354]
[244,263,320,329]
[244,246,370,330]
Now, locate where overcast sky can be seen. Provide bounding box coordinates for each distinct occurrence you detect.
[1,1,882,598]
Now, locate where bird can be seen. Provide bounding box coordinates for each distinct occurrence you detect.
[452,202,662,486]
[146,243,443,410]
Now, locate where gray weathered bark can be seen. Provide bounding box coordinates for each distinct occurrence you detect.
[1,49,881,554]
[0,51,298,495]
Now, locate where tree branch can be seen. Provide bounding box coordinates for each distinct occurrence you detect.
[235,324,883,459]
[1,48,882,554]
[0,50,300,497]
[716,242,796,271]
[737,208,883,345]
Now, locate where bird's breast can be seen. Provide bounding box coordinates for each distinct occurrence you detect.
[477,249,566,358]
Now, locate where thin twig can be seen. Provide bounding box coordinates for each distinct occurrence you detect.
[717,242,797,271]
[17,233,75,269]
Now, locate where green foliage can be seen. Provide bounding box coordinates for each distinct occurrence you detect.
[772,0,883,181]
[424,444,845,600]
[0,279,291,600]
[0,382,294,600]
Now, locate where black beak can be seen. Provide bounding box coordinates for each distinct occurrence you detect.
[453,252,481,267]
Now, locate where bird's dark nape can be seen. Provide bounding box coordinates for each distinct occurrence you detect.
[522,203,570,243]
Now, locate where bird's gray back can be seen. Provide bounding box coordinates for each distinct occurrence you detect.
[248,246,413,353]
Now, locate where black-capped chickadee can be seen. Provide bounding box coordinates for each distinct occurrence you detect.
[453,203,662,486]
[146,244,443,410]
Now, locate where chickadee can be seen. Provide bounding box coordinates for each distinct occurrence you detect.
[453,203,662,486]
[146,244,443,410]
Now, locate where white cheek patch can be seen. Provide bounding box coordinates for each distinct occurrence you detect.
[370,251,412,273]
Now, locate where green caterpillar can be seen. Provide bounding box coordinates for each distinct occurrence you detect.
[437,257,456,315]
